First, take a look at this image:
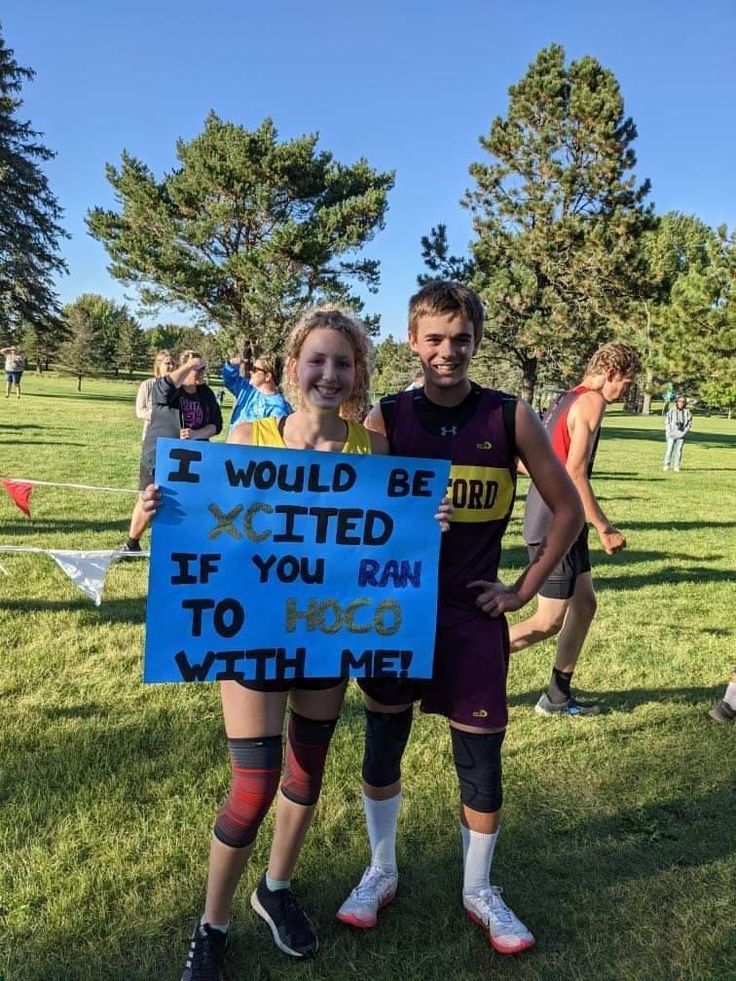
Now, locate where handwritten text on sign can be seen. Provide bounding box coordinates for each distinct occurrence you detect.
[143,439,450,683]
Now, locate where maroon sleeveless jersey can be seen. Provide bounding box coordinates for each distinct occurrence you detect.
[385,389,517,607]
[523,385,599,544]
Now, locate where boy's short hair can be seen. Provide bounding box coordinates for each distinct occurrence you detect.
[585,343,641,379]
[256,352,283,386]
[408,281,485,347]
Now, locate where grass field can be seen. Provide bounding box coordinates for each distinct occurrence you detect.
[0,373,734,981]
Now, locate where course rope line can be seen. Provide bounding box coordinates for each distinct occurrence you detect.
[3,477,139,494]
[0,545,150,557]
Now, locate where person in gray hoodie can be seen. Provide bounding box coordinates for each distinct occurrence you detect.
[663,394,692,471]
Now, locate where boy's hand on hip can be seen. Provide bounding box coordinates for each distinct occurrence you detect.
[467,580,523,617]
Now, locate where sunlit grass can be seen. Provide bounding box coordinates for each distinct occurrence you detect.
[0,374,734,980]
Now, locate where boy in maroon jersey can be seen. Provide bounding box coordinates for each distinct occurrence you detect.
[510,343,639,717]
[336,281,583,954]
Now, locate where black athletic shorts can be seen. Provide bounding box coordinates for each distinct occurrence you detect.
[527,526,591,600]
[235,677,347,693]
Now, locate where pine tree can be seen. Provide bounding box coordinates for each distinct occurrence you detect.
[660,225,736,388]
[426,45,653,402]
[88,113,394,351]
[58,300,107,391]
[116,316,149,376]
[626,212,716,412]
[0,26,67,340]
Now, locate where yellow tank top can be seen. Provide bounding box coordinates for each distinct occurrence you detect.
[250,416,373,455]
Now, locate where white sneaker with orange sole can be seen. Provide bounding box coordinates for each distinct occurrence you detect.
[463,886,535,955]
[336,865,398,928]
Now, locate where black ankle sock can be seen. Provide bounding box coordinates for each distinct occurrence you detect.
[547,668,573,703]
[126,537,140,550]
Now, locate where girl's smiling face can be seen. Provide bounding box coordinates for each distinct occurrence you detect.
[291,327,356,409]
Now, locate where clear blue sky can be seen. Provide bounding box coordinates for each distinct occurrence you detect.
[4,0,735,338]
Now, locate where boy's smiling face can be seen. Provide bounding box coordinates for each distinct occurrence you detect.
[409,312,476,398]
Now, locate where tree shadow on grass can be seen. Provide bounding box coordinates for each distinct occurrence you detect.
[311,779,735,981]
[41,701,104,720]
[1,707,225,832]
[0,707,229,981]
[507,684,719,712]
[604,426,736,449]
[625,519,736,531]
[602,426,662,442]
[597,567,734,591]
[503,544,726,576]
[0,439,88,447]
[0,596,145,624]
[29,390,134,403]
[7,695,735,981]
[679,465,736,471]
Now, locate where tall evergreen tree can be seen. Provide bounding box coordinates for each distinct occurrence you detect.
[424,45,653,401]
[0,26,67,340]
[58,300,107,391]
[65,293,140,374]
[660,224,736,387]
[626,212,715,412]
[87,113,394,351]
[116,315,149,376]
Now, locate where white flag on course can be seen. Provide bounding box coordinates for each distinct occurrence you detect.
[48,550,118,607]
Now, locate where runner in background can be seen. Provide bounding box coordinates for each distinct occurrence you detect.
[510,343,640,716]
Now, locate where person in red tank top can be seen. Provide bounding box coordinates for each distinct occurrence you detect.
[510,343,640,717]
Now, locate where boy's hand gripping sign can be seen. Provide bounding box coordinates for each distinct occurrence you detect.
[144,439,450,683]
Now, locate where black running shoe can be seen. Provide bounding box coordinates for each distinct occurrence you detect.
[535,692,602,717]
[117,540,142,560]
[181,921,227,981]
[707,699,735,724]
[250,873,318,957]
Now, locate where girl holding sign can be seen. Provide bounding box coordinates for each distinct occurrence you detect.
[179,308,449,981]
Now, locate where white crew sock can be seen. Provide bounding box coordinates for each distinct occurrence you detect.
[460,822,499,895]
[723,681,736,710]
[363,792,401,872]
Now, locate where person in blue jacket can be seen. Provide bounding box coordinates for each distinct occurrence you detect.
[222,352,292,430]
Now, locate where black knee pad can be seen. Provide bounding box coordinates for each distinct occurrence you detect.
[362,706,413,788]
[280,711,338,806]
[450,728,505,813]
[214,735,282,848]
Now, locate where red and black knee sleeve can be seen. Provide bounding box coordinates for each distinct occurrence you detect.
[214,735,282,848]
[280,710,338,806]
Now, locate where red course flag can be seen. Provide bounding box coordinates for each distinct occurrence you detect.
[2,479,33,517]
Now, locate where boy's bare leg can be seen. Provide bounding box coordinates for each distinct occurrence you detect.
[553,572,597,673]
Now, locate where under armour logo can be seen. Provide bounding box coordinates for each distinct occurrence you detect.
[440,425,458,437]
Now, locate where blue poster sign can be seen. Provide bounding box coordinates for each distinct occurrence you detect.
[144,439,450,683]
